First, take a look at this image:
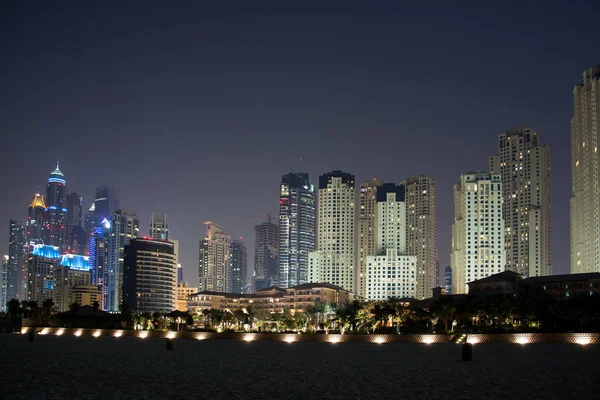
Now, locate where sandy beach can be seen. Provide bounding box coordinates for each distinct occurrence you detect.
[0,334,598,399]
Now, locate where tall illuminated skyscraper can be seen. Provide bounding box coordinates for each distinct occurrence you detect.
[451,172,506,294]
[365,184,417,300]
[149,213,169,240]
[106,210,139,312]
[489,127,551,277]
[403,175,437,299]
[7,220,25,302]
[357,179,383,298]
[229,239,247,294]
[66,192,87,254]
[93,186,119,227]
[44,163,68,252]
[309,171,355,292]
[27,193,46,246]
[198,222,231,292]
[255,216,279,290]
[571,66,600,273]
[26,244,60,303]
[0,256,8,311]
[279,172,315,288]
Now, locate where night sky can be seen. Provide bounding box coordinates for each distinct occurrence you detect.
[1,1,599,284]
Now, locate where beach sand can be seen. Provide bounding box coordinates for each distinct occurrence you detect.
[0,334,598,399]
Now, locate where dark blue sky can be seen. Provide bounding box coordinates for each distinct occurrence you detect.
[1,1,598,284]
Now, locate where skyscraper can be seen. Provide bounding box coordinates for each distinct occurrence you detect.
[571,66,600,273]
[489,127,551,277]
[66,192,87,255]
[365,184,417,300]
[124,238,177,313]
[451,172,506,294]
[229,239,248,294]
[89,218,111,308]
[53,254,92,312]
[198,222,231,292]
[26,244,60,304]
[357,178,383,298]
[44,163,68,252]
[93,186,119,227]
[149,213,169,240]
[7,220,25,302]
[106,210,139,312]
[444,266,452,294]
[279,172,315,288]
[308,171,355,292]
[403,175,437,299]
[254,216,279,290]
[0,255,8,311]
[27,193,46,245]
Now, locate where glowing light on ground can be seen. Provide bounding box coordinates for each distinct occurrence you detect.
[575,337,590,345]
[56,329,64,336]
[196,334,206,340]
[373,336,385,344]
[167,332,177,339]
[244,334,255,342]
[74,330,83,337]
[93,330,101,338]
[329,336,341,344]
[138,331,148,339]
[466,337,479,344]
[284,335,295,343]
[39,328,49,335]
[21,328,28,334]
[114,331,123,338]
[516,337,529,345]
[421,336,435,344]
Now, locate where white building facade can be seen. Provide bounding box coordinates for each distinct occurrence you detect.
[308,171,355,292]
[451,172,506,294]
[198,222,231,293]
[357,179,383,298]
[571,66,600,273]
[489,127,551,277]
[366,184,417,300]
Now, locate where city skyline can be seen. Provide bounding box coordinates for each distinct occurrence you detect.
[1,2,599,286]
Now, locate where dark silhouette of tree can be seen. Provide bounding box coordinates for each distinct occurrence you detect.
[7,299,20,323]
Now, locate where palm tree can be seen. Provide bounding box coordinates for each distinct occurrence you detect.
[41,299,55,327]
[7,299,20,323]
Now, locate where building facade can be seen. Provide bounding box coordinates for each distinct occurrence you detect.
[489,127,551,277]
[7,220,25,303]
[188,283,354,314]
[357,178,383,298]
[254,217,279,291]
[124,238,177,313]
[571,66,600,273]
[279,172,315,288]
[53,254,92,312]
[106,210,139,312]
[198,222,231,293]
[44,163,68,252]
[365,184,417,300]
[0,256,8,311]
[444,266,452,294]
[308,171,355,292]
[176,282,197,311]
[27,193,46,246]
[149,213,169,240]
[26,244,61,304]
[66,192,87,255]
[229,239,247,294]
[451,172,506,294]
[403,176,437,299]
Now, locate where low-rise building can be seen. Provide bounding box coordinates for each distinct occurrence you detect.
[467,271,522,296]
[176,282,197,312]
[520,273,600,299]
[188,283,353,314]
[71,284,102,307]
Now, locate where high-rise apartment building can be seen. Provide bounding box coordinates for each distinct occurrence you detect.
[149,213,169,241]
[26,244,61,304]
[0,256,8,311]
[198,222,231,293]
[451,172,506,294]
[279,172,315,288]
[229,239,247,294]
[489,127,551,277]
[254,216,279,290]
[571,66,600,273]
[66,192,87,255]
[7,220,25,302]
[444,266,452,294]
[93,186,119,227]
[106,210,139,312]
[44,163,68,252]
[27,193,46,245]
[53,254,92,312]
[124,238,177,313]
[403,175,437,299]
[308,171,355,292]
[365,184,417,300]
[357,178,383,298]
[89,218,111,308]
